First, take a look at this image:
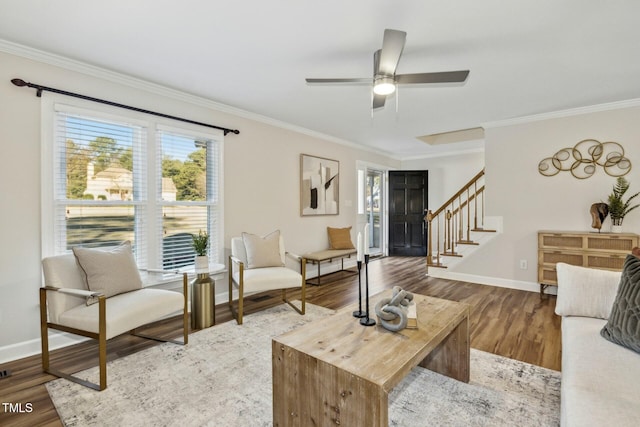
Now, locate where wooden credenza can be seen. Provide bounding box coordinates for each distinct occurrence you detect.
[538,230,639,293]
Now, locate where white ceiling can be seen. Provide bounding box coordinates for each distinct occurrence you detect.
[2,1,640,159]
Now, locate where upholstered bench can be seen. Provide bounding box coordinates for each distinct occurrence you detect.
[301,227,358,285]
[302,248,357,285]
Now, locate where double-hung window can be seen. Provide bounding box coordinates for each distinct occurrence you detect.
[156,126,221,269]
[43,101,223,271]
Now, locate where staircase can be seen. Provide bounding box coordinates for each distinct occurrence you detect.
[425,169,498,270]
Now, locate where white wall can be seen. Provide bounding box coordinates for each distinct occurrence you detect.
[6,42,639,362]
[402,151,485,211]
[0,53,43,360]
[455,104,640,286]
[224,121,396,255]
[0,48,398,362]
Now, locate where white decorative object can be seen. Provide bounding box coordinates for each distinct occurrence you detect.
[195,255,209,273]
[356,232,363,262]
[611,225,623,234]
[363,223,370,255]
[191,230,209,272]
[607,176,640,230]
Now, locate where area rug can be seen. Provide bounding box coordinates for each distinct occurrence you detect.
[47,303,561,426]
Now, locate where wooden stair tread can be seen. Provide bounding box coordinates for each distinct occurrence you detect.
[442,252,463,257]
[427,263,447,268]
[457,240,479,245]
[471,228,497,232]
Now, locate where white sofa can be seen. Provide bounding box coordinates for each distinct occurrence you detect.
[555,262,640,427]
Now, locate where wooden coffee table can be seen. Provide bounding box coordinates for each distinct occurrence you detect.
[272,292,470,427]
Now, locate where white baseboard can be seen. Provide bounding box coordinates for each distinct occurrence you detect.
[0,331,88,364]
[1,258,360,363]
[426,268,557,295]
[0,309,193,364]
[1,282,187,364]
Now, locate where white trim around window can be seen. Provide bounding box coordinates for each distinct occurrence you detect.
[40,94,225,271]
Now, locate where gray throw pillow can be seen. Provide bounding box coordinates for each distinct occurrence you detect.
[600,254,640,354]
[242,230,284,269]
[72,241,143,299]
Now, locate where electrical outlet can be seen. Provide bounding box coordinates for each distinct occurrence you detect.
[519,259,528,270]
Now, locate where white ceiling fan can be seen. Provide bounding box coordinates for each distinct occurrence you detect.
[305,29,470,110]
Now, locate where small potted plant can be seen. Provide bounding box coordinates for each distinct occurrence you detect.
[607,176,640,233]
[192,230,209,271]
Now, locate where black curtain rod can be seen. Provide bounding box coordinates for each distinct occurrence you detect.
[11,78,240,136]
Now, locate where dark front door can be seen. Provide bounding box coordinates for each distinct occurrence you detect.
[389,171,428,256]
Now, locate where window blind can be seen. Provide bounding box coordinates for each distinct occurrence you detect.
[53,111,147,264]
[157,128,220,269]
[49,104,223,271]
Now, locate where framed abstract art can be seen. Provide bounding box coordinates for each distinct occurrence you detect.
[300,154,339,216]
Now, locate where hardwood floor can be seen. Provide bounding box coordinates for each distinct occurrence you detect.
[0,256,561,426]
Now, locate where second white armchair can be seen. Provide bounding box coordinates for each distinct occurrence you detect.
[228,231,306,324]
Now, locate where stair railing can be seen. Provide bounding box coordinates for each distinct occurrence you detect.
[424,169,487,268]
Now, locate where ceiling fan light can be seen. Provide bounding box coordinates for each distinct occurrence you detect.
[373,76,396,95]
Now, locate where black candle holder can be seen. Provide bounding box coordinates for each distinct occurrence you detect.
[352,260,366,318]
[359,254,376,326]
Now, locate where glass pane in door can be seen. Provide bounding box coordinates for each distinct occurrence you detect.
[366,170,383,254]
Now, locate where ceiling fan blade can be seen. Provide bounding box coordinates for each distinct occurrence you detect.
[305,78,371,84]
[372,93,386,109]
[378,29,406,75]
[396,70,470,84]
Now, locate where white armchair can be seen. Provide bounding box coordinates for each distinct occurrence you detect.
[228,232,306,324]
[40,243,188,391]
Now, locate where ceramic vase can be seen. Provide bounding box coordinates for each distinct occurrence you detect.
[195,255,209,272]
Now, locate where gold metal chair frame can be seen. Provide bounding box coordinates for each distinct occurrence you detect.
[228,254,306,325]
[39,274,189,391]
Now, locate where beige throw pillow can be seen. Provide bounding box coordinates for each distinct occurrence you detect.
[72,241,143,299]
[327,227,355,250]
[242,230,284,269]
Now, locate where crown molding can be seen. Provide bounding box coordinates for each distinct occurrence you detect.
[1,38,395,158]
[483,98,640,129]
[399,146,485,162]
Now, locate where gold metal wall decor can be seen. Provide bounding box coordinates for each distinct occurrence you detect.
[538,139,631,179]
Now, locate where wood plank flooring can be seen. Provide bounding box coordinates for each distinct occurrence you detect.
[0,256,561,427]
